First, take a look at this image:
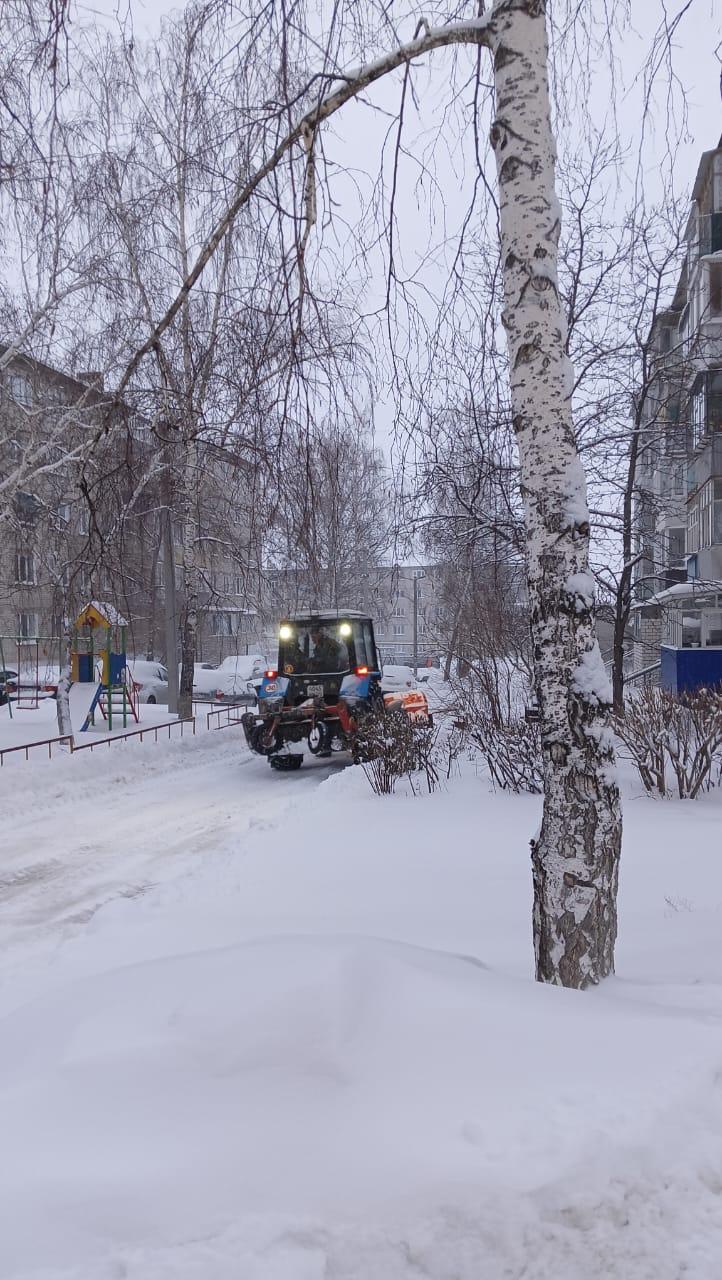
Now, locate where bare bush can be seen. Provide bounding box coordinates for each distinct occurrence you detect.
[450,658,543,795]
[355,707,439,797]
[470,715,543,795]
[614,686,722,799]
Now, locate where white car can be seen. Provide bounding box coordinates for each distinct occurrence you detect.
[215,653,269,701]
[128,660,169,704]
[191,654,269,702]
[381,664,416,693]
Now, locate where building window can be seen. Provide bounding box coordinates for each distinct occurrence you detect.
[710,262,722,317]
[412,568,425,578]
[56,502,71,525]
[15,551,35,584]
[668,527,686,562]
[14,491,41,526]
[709,370,722,432]
[9,373,32,406]
[690,379,706,448]
[392,623,405,637]
[78,507,90,535]
[688,502,700,554]
[682,610,702,648]
[658,326,672,354]
[392,605,405,618]
[17,612,39,639]
[210,611,233,637]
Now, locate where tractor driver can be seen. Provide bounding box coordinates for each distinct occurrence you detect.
[309,625,346,673]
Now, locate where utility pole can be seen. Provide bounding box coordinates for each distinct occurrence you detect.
[413,569,425,678]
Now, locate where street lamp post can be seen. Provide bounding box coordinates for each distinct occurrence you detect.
[413,569,425,678]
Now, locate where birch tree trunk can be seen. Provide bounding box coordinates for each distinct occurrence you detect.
[177,439,201,721]
[55,623,74,744]
[488,0,622,987]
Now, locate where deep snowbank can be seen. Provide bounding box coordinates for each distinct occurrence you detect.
[2,754,722,1278]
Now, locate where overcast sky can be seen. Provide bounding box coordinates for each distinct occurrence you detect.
[78,0,722,185]
[68,0,722,459]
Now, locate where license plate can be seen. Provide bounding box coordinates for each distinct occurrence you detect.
[307,684,324,697]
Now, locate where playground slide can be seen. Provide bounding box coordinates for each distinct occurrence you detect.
[70,682,102,734]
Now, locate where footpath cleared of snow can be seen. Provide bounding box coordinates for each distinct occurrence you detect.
[1,742,722,1279]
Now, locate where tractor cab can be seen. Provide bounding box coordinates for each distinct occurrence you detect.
[276,613,379,684]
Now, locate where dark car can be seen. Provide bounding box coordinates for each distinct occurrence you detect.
[0,668,18,706]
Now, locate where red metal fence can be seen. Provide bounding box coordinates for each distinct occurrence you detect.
[0,717,195,766]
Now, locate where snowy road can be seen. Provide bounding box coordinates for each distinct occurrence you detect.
[0,731,341,996]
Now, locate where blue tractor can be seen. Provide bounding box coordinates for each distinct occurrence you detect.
[241,610,430,771]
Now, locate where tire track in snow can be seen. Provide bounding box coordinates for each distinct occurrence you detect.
[0,732,343,988]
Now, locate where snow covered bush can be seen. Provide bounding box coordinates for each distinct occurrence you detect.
[614,686,722,799]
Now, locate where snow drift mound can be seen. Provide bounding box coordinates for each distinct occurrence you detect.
[3,933,722,1279]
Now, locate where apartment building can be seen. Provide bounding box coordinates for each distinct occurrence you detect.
[0,350,261,668]
[633,137,722,666]
[372,564,447,665]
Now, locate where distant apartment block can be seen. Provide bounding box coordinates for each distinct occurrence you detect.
[633,137,722,668]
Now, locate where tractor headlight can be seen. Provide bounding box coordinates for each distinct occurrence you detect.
[279,624,293,641]
[339,622,352,637]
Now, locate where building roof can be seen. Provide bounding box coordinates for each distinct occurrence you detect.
[690,142,722,203]
[640,580,722,608]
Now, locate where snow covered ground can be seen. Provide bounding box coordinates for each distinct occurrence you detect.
[1,732,722,1279]
[0,684,179,752]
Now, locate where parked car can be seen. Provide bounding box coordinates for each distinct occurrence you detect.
[214,653,269,702]
[190,654,267,702]
[0,668,18,706]
[0,667,58,703]
[128,660,169,705]
[179,662,215,678]
[381,664,416,693]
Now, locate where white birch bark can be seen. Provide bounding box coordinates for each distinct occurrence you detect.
[488,0,622,987]
[55,623,74,744]
[177,439,200,721]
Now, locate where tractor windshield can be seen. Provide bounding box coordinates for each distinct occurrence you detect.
[277,619,377,676]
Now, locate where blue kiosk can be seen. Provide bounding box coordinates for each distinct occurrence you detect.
[655,581,722,693]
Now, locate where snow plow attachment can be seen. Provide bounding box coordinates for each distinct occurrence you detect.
[383,689,432,725]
